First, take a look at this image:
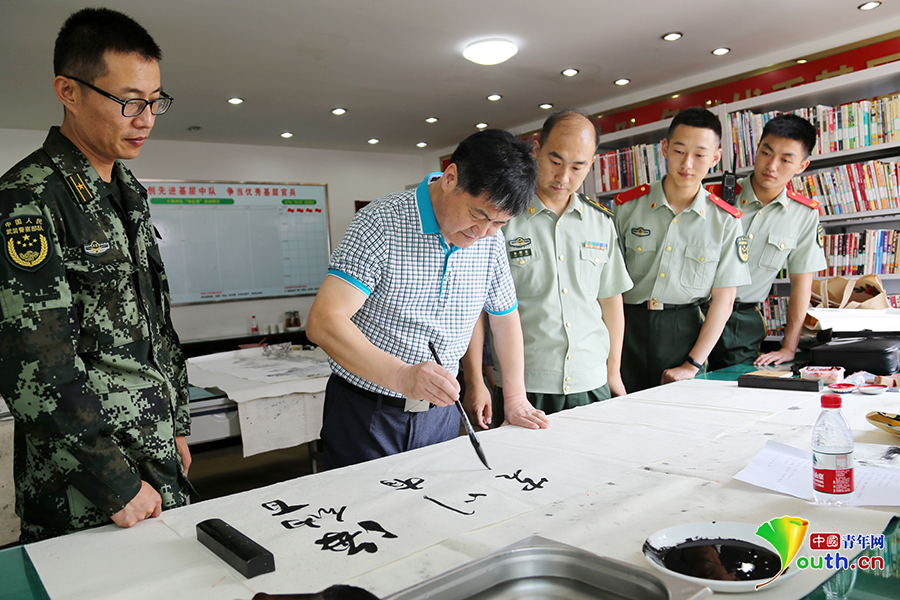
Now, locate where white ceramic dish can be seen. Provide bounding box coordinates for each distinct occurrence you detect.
[858,384,889,395]
[642,521,800,593]
[827,383,856,394]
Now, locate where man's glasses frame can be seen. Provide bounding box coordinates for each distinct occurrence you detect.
[64,75,173,117]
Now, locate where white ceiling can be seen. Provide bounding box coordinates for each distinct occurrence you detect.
[3,0,900,155]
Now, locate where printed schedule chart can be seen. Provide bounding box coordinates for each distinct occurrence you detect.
[145,181,329,304]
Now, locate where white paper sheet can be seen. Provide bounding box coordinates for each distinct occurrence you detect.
[187,348,329,456]
[347,467,896,600]
[806,307,900,332]
[189,346,331,385]
[734,440,900,505]
[25,519,253,600]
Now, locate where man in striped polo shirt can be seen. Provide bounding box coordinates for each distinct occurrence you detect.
[308,129,551,469]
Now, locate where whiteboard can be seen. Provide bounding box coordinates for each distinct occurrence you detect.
[144,180,329,304]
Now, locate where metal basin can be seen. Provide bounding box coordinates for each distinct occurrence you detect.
[385,536,712,600]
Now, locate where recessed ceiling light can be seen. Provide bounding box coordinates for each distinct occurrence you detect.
[475,122,488,129]
[858,1,882,10]
[539,103,553,110]
[463,39,518,65]
[280,132,293,138]
[662,32,683,41]
[561,68,579,77]
[416,142,428,148]
[795,59,808,64]
[425,117,439,124]
[615,78,631,86]
[368,138,379,144]
[332,107,346,115]
[227,97,243,105]
[486,94,502,101]
[712,47,731,56]
[671,94,680,99]
[630,118,636,123]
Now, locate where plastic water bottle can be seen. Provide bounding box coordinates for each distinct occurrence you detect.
[812,394,854,506]
[250,315,259,334]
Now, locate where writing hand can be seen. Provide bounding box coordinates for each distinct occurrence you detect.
[396,362,460,407]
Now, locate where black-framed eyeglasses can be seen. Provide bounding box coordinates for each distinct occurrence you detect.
[65,75,173,117]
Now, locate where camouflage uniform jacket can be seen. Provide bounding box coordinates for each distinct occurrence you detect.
[0,127,190,542]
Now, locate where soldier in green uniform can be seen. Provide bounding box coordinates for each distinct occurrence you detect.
[464,110,632,427]
[0,8,191,543]
[706,114,827,369]
[614,107,751,392]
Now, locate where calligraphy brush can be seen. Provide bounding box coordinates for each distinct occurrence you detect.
[252,584,378,600]
[428,341,490,469]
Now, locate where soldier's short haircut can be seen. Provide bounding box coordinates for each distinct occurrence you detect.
[538,109,601,153]
[667,106,722,142]
[760,113,818,158]
[448,129,537,218]
[54,8,161,82]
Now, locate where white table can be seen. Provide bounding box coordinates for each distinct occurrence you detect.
[23,379,900,600]
[186,346,329,457]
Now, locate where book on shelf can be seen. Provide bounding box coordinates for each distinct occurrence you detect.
[821,229,900,276]
[763,295,789,337]
[729,90,900,169]
[787,158,900,216]
[594,142,667,193]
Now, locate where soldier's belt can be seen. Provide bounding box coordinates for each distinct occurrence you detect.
[734,302,762,311]
[642,299,703,311]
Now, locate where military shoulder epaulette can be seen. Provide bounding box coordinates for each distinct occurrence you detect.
[614,184,651,205]
[786,189,819,210]
[64,172,95,203]
[708,192,742,218]
[579,193,614,218]
[705,183,742,197]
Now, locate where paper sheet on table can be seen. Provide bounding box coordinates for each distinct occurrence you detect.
[734,440,900,505]
[26,519,253,600]
[805,307,900,332]
[190,346,331,383]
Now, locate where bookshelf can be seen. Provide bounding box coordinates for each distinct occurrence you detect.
[586,60,900,338]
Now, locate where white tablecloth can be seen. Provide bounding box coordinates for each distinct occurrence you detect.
[25,379,900,600]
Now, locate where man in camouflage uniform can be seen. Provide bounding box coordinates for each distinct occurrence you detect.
[0,8,191,543]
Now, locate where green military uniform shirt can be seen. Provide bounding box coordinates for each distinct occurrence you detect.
[0,127,190,542]
[493,193,632,394]
[614,180,751,304]
[734,175,827,302]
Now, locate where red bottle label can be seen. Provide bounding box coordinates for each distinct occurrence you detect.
[813,452,854,494]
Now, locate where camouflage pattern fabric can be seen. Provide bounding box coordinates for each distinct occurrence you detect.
[0,127,191,543]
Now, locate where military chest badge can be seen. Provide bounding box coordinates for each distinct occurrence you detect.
[83,240,111,256]
[631,227,650,237]
[2,215,52,271]
[508,237,531,248]
[583,241,608,250]
[817,223,825,248]
[736,235,750,263]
